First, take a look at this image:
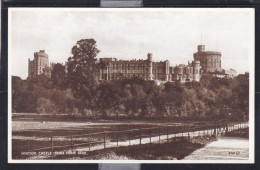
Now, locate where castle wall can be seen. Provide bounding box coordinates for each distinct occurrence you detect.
[173,64,195,82]
[99,58,151,80]
[99,53,170,81]
[99,45,222,83]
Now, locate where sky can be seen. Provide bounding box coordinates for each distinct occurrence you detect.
[9,8,254,79]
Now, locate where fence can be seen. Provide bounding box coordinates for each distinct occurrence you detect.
[13,121,249,159]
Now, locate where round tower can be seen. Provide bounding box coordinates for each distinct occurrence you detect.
[194,45,221,72]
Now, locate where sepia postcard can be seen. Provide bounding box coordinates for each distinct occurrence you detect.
[8,8,255,163]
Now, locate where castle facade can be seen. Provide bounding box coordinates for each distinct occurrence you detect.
[99,45,220,82]
[28,45,226,82]
[99,53,172,81]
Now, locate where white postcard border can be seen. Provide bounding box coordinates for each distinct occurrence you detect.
[8,7,255,164]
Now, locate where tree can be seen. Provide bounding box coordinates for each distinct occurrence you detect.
[51,63,66,89]
[67,39,100,114]
[230,74,249,120]
[36,97,57,114]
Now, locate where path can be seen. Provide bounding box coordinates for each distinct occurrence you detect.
[183,136,249,160]
[26,122,247,159]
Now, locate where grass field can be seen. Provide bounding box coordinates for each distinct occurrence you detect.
[12,113,243,160]
[12,118,190,159]
[48,136,217,160]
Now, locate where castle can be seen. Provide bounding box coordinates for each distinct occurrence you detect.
[99,44,226,82]
[28,45,227,81]
[28,50,58,78]
[28,50,51,78]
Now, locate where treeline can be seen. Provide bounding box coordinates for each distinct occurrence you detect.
[12,39,249,121]
[12,74,249,121]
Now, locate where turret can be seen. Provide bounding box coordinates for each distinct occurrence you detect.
[147,53,153,61]
[165,60,170,81]
[147,53,153,80]
[197,45,205,52]
[193,60,201,82]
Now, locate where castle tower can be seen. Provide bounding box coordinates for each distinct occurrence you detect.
[197,45,205,52]
[193,60,201,82]
[28,50,50,78]
[193,45,221,72]
[147,53,153,80]
[165,60,170,81]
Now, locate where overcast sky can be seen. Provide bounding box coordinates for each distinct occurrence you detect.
[10,8,254,79]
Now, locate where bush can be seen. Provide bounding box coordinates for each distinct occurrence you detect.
[36,97,57,114]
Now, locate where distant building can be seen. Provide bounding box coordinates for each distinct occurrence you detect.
[29,44,226,82]
[99,44,225,82]
[99,53,201,82]
[202,71,228,78]
[99,53,171,82]
[172,60,201,82]
[225,68,238,78]
[28,50,51,78]
[28,50,57,78]
[193,45,229,79]
[193,45,222,73]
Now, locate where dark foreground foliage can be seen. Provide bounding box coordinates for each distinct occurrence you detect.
[225,127,249,138]
[12,74,249,121]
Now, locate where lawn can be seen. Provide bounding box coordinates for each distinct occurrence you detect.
[12,113,238,160]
